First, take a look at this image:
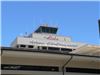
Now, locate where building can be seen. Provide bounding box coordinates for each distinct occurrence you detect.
[1,25,100,75]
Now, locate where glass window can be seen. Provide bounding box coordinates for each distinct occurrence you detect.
[38,46,40,50]
[48,47,60,51]
[20,45,26,48]
[42,46,47,50]
[61,48,72,52]
[28,45,34,48]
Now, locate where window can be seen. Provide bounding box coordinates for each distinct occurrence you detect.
[66,67,100,74]
[28,45,34,48]
[42,27,45,33]
[20,45,26,48]
[38,46,40,50]
[61,48,72,52]
[42,46,47,50]
[48,47,60,51]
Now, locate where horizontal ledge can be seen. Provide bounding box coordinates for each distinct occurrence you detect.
[1,47,100,58]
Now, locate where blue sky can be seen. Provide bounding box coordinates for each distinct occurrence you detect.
[1,1,100,47]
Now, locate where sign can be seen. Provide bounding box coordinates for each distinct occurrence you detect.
[30,40,78,47]
[44,35,58,40]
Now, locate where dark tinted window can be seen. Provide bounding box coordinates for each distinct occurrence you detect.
[61,48,72,52]
[51,28,57,34]
[66,67,100,74]
[48,47,60,51]
[35,26,58,34]
[38,46,40,50]
[42,47,47,50]
[20,45,26,48]
[42,27,46,32]
[28,45,34,48]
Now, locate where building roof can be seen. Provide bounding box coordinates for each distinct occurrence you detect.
[71,45,100,56]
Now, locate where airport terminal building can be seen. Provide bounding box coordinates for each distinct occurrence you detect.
[1,25,100,75]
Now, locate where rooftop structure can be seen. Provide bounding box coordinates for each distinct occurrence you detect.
[35,25,58,34]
